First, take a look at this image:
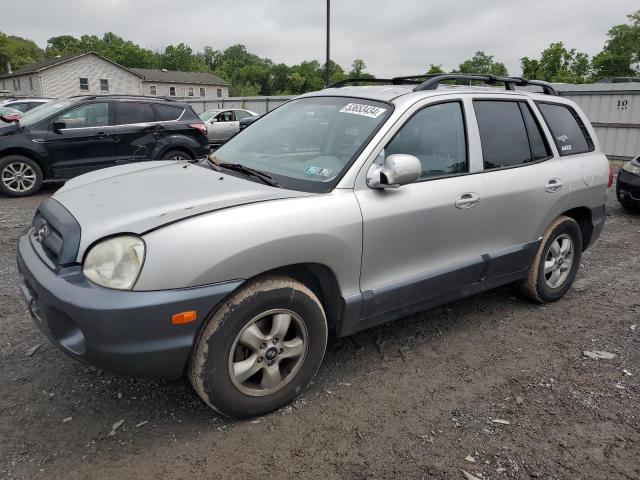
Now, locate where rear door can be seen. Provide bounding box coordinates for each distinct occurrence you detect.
[214,110,238,141]
[45,102,116,178]
[356,98,487,322]
[113,102,158,163]
[471,97,569,280]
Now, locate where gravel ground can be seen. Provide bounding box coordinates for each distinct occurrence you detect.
[0,183,638,480]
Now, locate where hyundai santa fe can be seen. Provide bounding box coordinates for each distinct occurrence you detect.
[17,74,609,417]
[0,95,209,196]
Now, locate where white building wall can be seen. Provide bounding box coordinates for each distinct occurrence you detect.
[40,54,141,98]
[1,74,42,96]
[141,81,228,100]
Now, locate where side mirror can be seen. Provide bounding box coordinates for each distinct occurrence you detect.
[366,154,422,189]
[52,121,66,133]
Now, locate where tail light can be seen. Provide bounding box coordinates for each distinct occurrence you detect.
[188,123,207,136]
[608,164,614,188]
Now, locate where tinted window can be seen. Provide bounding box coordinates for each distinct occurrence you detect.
[10,102,29,112]
[520,103,551,160]
[474,100,531,169]
[537,102,592,156]
[386,102,467,179]
[57,103,109,129]
[116,103,155,125]
[154,104,183,121]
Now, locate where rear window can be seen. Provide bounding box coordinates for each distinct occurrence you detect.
[154,104,183,121]
[536,102,593,156]
[116,102,155,125]
[474,100,532,169]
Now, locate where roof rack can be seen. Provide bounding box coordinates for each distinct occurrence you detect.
[327,74,558,96]
[67,94,179,102]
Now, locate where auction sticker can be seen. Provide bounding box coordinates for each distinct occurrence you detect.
[339,103,386,118]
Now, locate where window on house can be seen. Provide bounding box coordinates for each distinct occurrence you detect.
[1,80,5,90]
[79,78,89,91]
[188,87,194,97]
[149,85,157,96]
[29,77,34,90]
[14,78,21,90]
[386,101,468,179]
[217,88,222,98]
[169,86,176,96]
[100,79,109,92]
[536,102,593,156]
[200,87,206,97]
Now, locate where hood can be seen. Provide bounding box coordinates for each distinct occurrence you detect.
[52,161,309,259]
[0,122,19,136]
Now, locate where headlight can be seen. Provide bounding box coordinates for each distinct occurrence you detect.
[83,235,145,290]
[622,160,640,176]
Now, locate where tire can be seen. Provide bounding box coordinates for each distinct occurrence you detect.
[189,275,328,418]
[521,215,582,303]
[161,150,193,161]
[0,155,43,197]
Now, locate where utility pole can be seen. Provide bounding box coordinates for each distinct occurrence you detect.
[325,0,330,86]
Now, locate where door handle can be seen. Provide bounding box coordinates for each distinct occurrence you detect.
[455,192,480,209]
[545,178,563,193]
[95,132,110,139]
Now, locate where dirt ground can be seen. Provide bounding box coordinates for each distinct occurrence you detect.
[0,183,638,480]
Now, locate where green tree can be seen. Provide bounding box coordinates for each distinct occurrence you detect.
[349,59,366,77]
[591,10,640,79]
[0,33,44,73]
[458,51,508,76]
[520,42,590,83]
[161,43,195,71]
[426,64,445,74]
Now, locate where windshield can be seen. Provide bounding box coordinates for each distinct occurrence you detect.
[18,100,75,127]
[213,96,392,193]
[200,110,219,122]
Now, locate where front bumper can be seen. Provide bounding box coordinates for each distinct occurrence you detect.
[617,169,640,206]
[17,234,241,379]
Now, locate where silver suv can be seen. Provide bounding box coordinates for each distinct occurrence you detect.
[17,74,609,417]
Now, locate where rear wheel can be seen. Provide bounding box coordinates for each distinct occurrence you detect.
[0,155,43,197]
[521,216,582,303]
[189,275,327,418]
[162,150,192,161]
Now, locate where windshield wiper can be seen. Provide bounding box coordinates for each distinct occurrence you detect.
[207,155,279,187]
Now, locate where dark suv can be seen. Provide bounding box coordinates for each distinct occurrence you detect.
[0,95,209,196]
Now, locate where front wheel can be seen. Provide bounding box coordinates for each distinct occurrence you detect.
[521,215,582,303]
[189,275,327,418]
[161,150,192,161]
[0,155,43,197]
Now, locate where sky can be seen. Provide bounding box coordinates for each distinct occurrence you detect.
[1,0,637,76]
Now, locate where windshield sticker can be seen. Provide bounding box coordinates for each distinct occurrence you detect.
[555,134,572,152]
[339,103,386,118]
[555,134,569,143]
[305,166,332,177]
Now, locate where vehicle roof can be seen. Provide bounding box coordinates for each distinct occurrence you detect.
[1,98,52,103]
[302,84,559,104]
[65,95,192,107]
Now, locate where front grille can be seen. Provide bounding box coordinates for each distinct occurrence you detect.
[30,199,81,269]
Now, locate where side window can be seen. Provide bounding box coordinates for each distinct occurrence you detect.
[154,104,183,121]
[386,101,468,179]
[217,111,234,122]
[57,103,110,129]
[11,103,29,113]
[519,103,551,160]
[536,102,593,156]
[234,110,252,120]
[116,103,155,125]
[169,86,176,96]
[474,100,532,169]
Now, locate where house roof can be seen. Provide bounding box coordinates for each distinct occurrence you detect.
[0,52,143,80]
[131,68,228,86]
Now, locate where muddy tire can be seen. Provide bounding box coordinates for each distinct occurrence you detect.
[521,215,582,303]
[0,155,43,197]
[189,275,327,418]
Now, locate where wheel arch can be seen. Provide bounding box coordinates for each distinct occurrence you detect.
[0,148,49,178]
[559,206,593,251]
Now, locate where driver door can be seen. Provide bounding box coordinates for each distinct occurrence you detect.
[45,102,116,178]
[355,100,487,322]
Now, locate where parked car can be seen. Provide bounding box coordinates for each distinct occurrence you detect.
[616,155,640,209]
[199,108,258,144]
[0,95,209,196]
[238,114,260,131]
[0,97,52,113]
[17,74,609,418]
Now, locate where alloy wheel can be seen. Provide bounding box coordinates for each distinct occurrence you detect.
[544,233,574,288]
[1,162,36,193]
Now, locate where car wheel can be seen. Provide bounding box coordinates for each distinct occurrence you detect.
[189,275,327,418]
[0,155,43,197]
[162,150,192,161]
[521,215,582,303]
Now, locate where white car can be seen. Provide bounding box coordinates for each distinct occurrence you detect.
[0,97,52,113]
[199,109,258,144]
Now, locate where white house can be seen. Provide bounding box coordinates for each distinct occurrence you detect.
[0,52,229,100]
